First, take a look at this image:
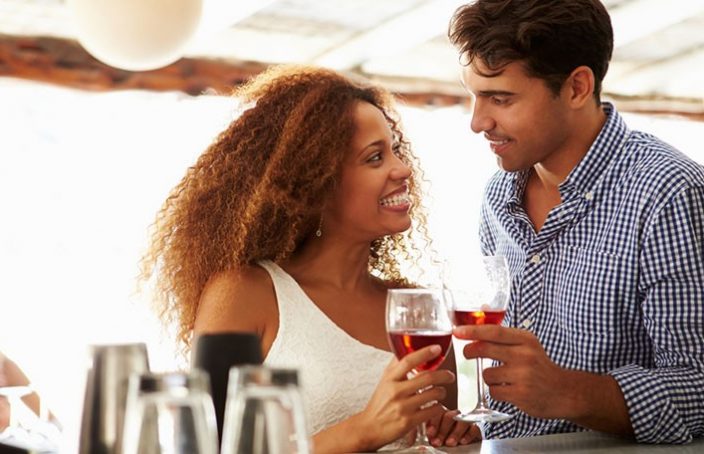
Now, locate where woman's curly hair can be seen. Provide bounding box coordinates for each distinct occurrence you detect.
[140,65,433,350]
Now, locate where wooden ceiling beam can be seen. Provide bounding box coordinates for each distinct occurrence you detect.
[0,34,702,121]
[0,33,267,96]
[0,33,469,106]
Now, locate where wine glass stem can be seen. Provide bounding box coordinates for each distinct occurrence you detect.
[414,421,432,446]
[475,357,490,410]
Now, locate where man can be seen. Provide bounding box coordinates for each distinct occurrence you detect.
[448,0,704,444]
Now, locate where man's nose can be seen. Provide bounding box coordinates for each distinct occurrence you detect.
[470,102,495,134]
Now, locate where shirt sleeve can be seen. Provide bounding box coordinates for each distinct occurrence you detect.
[608,185,704,443]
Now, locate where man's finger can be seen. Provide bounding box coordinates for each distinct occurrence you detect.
[482,364,512,385]
[463,341,514,363]
[453,324,525,344]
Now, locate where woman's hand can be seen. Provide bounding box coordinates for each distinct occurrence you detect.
[349,345,456,452]
[425,408,481,447]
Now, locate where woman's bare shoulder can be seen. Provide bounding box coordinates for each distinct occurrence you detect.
[194,265,276,334]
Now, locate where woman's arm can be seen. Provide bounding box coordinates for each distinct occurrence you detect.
[193,266,279,357]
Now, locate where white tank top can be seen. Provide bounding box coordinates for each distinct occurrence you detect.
[258,260,393,436]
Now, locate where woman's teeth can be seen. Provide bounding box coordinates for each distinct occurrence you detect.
[379,194,410,207]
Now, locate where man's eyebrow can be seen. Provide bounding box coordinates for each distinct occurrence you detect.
[476,90,515,97]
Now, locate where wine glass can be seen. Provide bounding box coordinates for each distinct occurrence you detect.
[385,288,453,454]
[444,255,512,423]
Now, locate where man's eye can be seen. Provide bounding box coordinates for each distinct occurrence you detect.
[492,97,508,105]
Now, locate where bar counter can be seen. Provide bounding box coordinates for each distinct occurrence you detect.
[437,431,704,453]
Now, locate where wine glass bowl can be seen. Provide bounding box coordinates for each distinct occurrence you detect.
[387,331,452,372]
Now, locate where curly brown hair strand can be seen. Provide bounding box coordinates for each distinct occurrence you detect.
[139,65,433,350]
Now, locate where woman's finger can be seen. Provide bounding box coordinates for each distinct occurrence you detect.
[402,386,446,412]
[460,423,483,444]
[390,345,443,380]
[399,369,455,396]
[445,418,473,447]
[425,411,443,438]
[430,410,459,446]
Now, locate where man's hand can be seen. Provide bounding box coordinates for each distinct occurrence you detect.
[453,324,583,420]
[453,324,633,435]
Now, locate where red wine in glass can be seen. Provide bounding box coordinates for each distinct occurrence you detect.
[388,330,452,371]
[453,309,505,326]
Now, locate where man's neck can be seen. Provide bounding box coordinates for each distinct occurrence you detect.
[533,104,607,190]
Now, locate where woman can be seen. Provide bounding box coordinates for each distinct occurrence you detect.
[141,65,479,452]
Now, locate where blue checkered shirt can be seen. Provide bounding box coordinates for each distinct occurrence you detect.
[480,104,704,443]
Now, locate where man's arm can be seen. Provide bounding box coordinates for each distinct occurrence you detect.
[607,186,704,443]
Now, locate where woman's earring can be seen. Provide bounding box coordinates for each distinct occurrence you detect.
[315,215,323,237]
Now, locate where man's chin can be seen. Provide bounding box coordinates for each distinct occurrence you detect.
[496,157,524,173]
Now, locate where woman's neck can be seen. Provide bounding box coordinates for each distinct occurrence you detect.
[282,236,377,291]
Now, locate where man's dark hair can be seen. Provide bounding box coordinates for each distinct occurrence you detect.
[449,0,613,102]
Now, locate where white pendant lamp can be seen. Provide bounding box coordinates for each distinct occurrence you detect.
[67,0,203,72]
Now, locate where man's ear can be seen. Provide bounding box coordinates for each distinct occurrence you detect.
[563,65,596,108]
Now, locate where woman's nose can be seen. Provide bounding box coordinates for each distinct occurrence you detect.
[391,156,412,180]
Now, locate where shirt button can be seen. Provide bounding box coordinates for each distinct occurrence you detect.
[521,319,533,329]
[584,191,594,201]
[530,254,541,264]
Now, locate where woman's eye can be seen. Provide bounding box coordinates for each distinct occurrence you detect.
[367,152,382,163]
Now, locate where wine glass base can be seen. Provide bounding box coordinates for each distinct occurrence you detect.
[454,408,513,423]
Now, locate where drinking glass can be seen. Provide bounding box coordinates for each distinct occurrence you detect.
[121,370,218,454]
[220,366,310,454]
[385,288,453,454]
[444,255,512,423]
